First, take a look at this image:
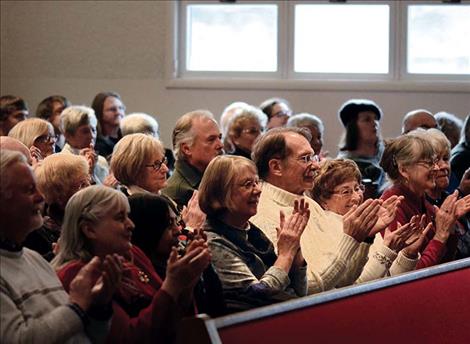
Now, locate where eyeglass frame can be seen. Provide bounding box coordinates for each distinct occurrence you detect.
[145,156,168,171]
[296,153,320,164]
[332,184,366,198]
[35,134,57,144]
[237,178,261,191]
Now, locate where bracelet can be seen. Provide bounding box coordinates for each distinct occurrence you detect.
[67,303,88,325]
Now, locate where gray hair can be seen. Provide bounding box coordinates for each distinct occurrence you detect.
[287,113,324,134]
[52,185,129,269]
[408,128,450,157]
[172,109,215,160]
[219,101,250,137]
[120,112,159,138]
[435,111,464,148]
[0,149,27,198]
[60,105,97,135]
[224,105,267,151]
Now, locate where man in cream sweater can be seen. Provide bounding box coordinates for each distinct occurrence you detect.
[250,128,416,294]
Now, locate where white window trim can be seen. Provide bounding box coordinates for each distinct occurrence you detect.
[166,0,470,93]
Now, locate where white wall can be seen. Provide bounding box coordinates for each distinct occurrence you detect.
[1,1,469,154]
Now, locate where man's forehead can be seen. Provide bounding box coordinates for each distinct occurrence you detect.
[193,117,220,134]
[283,132,313,154]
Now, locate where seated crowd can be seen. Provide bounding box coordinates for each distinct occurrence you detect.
[1,92,469,343]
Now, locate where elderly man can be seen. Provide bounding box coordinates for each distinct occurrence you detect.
[162,110,223,207]
[402,109,438,134]
[250,128,397,293]
[0,149,120,343]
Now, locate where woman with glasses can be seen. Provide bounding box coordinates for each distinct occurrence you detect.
[8,117,56,161]
[380,133,468,268]
[287,112,326,160]
[224,104,267,160]
[60,105,109,185]
[311,159,425,284]
[199,155,310,313]
[111,133,205,230]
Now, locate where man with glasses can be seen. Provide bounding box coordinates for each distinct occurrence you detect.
[162,110,224,208]
[251,127,383,294]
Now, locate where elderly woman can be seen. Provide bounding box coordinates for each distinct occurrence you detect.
[53,185,211,343]
[224,105,266,159]
[8,118,56,160]
[120,112,159,138]
[23,153,90,260]
[260,97,292,130]
[60,105,109,184]
[380,134,470,268]
[91,91,126,158]
[451,114,470,183]
[111,133,205,229]
[287,112,325,159]
[198,155,310,313]
[410,129,470,259]
[311,159,427,283]
[435,111,463,149]
[128,193,226,316]
[337,99,386,198]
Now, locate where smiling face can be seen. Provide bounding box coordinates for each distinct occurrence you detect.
[280,133,320,195]
[0,161,44,243]
[138,149,169,193]
[84,201,135,257]
[322,179,364,216]
[400,158,439,195]
[229,165,261,220]
[434,149,451,191]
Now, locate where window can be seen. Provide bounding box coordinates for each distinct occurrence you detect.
[173,0,470,88]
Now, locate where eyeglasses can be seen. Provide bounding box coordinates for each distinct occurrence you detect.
[242,128,263,136]
[272,111,291,119]
[416,158,439,169]
[333,184,365,198]
[35,134,57,144]
[145,157,168,171]
[297,153,320,164]
[238,178,260,191]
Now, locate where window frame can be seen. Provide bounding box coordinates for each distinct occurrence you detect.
[167,0,470,92]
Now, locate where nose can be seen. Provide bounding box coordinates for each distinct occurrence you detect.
[126,217,135,231]
[161,162,169,174]
[34,188,45,204]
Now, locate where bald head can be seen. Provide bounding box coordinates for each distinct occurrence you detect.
[402,109,438,134]
[0,136,32,165]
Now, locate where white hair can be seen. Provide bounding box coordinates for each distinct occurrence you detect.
[60,105,97,135]
[120,112,159,138]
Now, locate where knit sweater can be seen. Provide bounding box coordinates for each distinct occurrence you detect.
[0,247,103,344]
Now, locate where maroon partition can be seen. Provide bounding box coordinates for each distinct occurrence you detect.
[179,259,470,344]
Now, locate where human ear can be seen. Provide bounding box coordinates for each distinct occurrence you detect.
[268,158,283,177]
[81,222,97,240]
[181,142,192,158]
[398,164,410,183]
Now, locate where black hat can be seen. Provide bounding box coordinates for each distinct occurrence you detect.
[338,99,382,127]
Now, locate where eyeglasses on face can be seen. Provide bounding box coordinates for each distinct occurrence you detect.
[333,184,365,197]
[416,157,439,169]
[35,134,57,144]
[238,178,261,191]
[297,153,320,164]
[145,157,168,171]
[242,127,263,136]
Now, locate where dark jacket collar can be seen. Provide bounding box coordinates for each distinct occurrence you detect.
[175,159,203,188]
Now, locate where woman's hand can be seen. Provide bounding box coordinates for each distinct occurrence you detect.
[382,219,416,252]
[458,168,470,196]
[181,190,206,229]
[402,221,433,259]
[103,173,119,188]
[434,191,458,243]
[455,194,470,219]
[30,146,43,167]
[343,199,381,242]
[91,254,123,305]
[276,199,310,258]
[79,144,97,175]
[371,195,403,235]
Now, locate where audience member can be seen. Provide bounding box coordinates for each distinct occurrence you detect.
[60,105,109,184]
[219,101,250,139]
[52,185,211,343]
[224,104,266,159]
[26,153,90,260]
[162,110,223,208]
[8,118,56,160]
[0,136,33,164]
[337,99,386,198]
[128,193,226,316]
[111,133,205,229]
[0,95,29,136]
[311,159,423,283]
[450,114,470,183]
[0,150,118,343]
[402,109,437,134]
[260,97,292,130]
[91,91,126,158]
[380,134,468,268]
[199,155,309,312]
[435,111,463,149]
[36,95,71,151]
[287,112,326,159]
[250,127,382,293]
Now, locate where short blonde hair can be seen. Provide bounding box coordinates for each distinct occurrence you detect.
[172,110,215,160]
[60,105,97,135]
[8,118,53,148]
[120,113,159,138]
[35,153,89,206]
[111,133,164,186]
[199,155,257,217]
